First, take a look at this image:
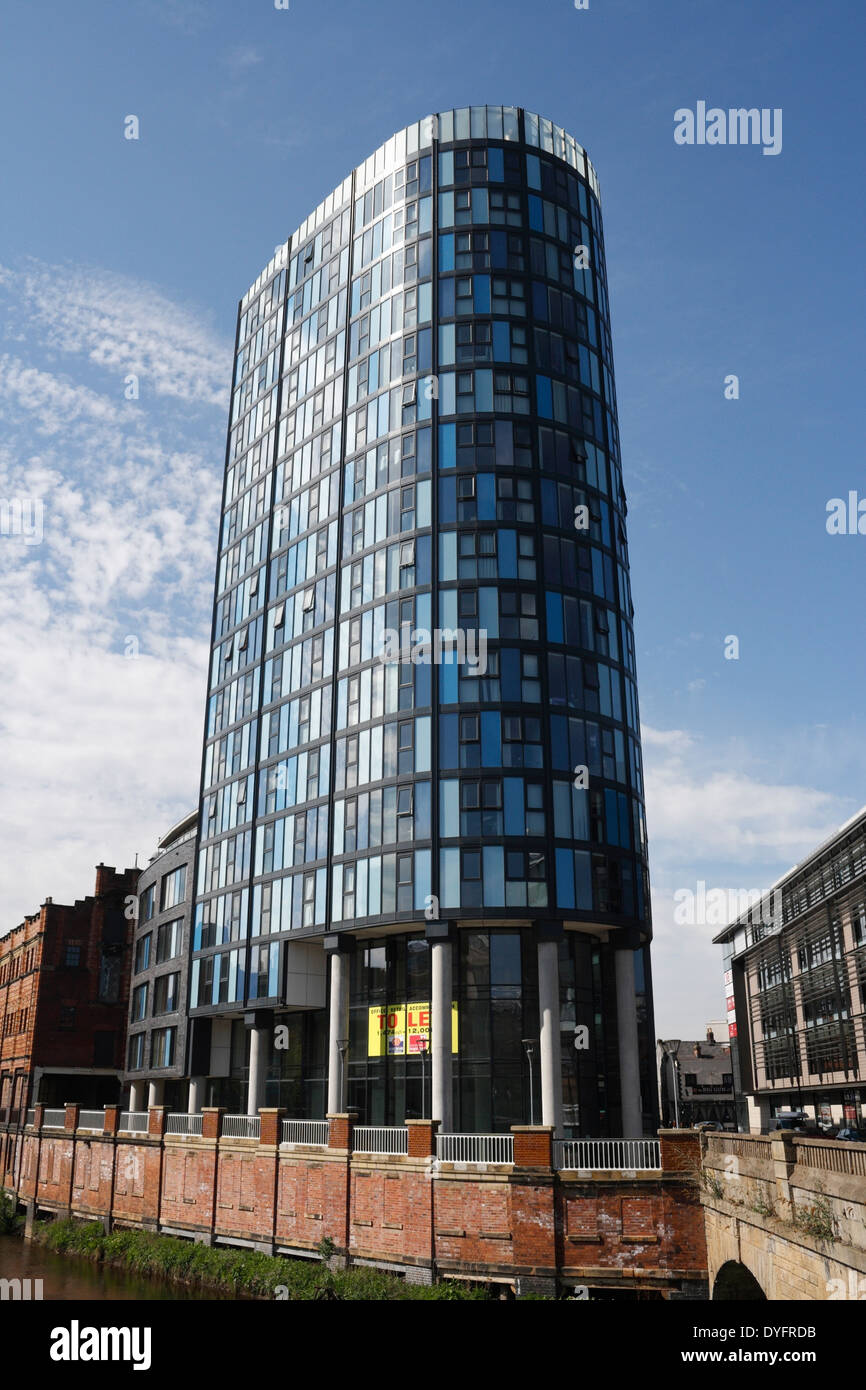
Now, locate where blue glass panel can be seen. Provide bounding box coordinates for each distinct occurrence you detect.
[481,710,501,767]
[504,778,524,836]
[473,275,491,313]
[546,591,563,644]
[439,422,456,470]
[482,846,505,905]
[497,528,517,579]
[555,849,575,909]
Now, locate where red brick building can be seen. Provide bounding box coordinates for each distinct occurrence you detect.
[0,863,139,1119]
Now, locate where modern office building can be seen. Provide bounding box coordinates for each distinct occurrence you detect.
[124,812,197,1112]
[189,107,656,1137]
[715,808,866,1133]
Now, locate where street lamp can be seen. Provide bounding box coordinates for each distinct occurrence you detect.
[337,1038,349,1112]
[522,1038,536,1125]
[661,1040,682,1128]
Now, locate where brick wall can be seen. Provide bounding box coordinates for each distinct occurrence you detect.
[0,864,139,1114]
[1,1118,709,1293]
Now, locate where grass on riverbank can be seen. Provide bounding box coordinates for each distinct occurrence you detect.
[32,1220,491,1300]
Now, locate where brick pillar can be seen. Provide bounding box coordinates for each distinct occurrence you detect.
[196,1109,223,1248]
[201,1107,224,1141]
[148,1106,167,1139]
[63,1104,79,1217]
[406,1119,439,1159]
[512,1125,554,1168]
[326,1113,356,1263]
[659,1127,701,1176]
[510,1126,557,1295]
[327,1112,357,1150]
[33,1104,45,1131]
[104,1106,120,1137]
[258,1108,284,1148]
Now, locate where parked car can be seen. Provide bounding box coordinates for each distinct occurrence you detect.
[773,1110,813,1133]
[835,1127,864,1142]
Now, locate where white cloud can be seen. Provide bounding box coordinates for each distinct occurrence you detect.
[225,46,265,76]
[643,722,845,865]
[0,261,230,410]
[0,259,230,932]
[643,721,852,1036]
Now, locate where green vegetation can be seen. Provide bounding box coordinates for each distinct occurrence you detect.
[0,1191,22,1234]
[749,1186,775,1219]
[32,1220,490,1300]
[792,1190,837,1244]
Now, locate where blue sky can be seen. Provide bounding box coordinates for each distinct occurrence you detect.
[0,0,864,1036]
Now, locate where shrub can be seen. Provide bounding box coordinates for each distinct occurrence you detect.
[792,1191,837,1243]
[0,1191,21,1234]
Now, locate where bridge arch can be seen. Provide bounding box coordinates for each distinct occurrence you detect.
[712,1260,767,1301]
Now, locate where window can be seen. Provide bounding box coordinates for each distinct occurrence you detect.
[156,918,183,964]
[461,849,483,908]
[160,865,187,912]
[134,934,152,974]
[127,1033,146,1071]
[153,973,179,1016]
[59,1005,76,1031]
[64,943,82,969]
[140,885,155,922]
[397,853,414,911]
[132,984,148,1022]
[151,1027,176,1069]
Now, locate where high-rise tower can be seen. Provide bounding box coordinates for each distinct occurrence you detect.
[188,108,656,1137]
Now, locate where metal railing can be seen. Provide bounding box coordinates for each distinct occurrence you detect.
[554,1139,661,1172]
[437,1133,514,1164]
[166,1113,204,1137]
[25,1109,35,1127]
[222,1114,261,1140]
[118,1111,149,1134]
[78,1110,106,1132]
[281,1119,330,1147]
[43,1109,66,1129]
[353,1126,409,1155]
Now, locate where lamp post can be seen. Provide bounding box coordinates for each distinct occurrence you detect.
[418,1039,429,1119]
[522,1038,536,1125]
[337,1038,349,1113]
[661,1039,682,1127]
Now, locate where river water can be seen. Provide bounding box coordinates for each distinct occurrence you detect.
[0,1233,234,1301]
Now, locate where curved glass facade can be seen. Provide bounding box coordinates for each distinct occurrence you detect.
[190,108,656,1136]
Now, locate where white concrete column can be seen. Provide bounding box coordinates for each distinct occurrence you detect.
[129,1081,146,1111]
[431,938,453,1131]
[246,1026,268,1116]
[327,950,349,1115]
[187,1076,205,1114]
[614,948,643,1137]
[537,937,564,1136]
[147,1079,165,1109]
